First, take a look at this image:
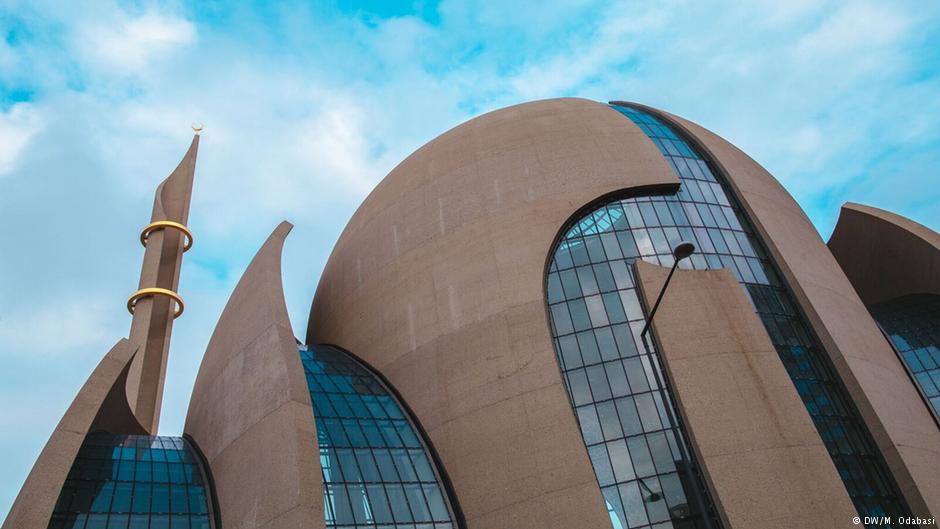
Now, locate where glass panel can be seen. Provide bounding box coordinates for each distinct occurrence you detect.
[300,345,457,528]
[870,294,940,418]
[48,434,214,529]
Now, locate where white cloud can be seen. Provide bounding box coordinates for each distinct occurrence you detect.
[508,5,664,99]
[0,104,42,177]
[78,12,195,72]
[293,101,382,195]
[0,298,117,359]
[795,3,910,57]
[750,0,822,26]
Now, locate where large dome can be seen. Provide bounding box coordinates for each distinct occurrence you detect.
[304,98,937,528]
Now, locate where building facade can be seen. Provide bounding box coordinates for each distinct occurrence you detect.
[4,98,940,529]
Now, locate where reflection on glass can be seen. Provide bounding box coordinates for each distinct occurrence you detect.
[48,434,213,529]
[870,294,940,417]
[300,344,457,529]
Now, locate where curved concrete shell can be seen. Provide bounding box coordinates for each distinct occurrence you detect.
[307,97,680,528]
[650,108,940,519]
[829,202,940,304]
[185,222,324,529]
[2,339,144,529]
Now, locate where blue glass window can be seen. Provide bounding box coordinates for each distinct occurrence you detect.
[48,434,213,529]
[300,345,458,529]
[546,102,910,528]
[870,294,940,418]
[549,194,717,525]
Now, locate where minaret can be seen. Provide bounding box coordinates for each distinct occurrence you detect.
[125,130,200,434]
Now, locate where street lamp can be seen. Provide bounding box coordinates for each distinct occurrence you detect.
[636,241,718,528]
[639,241,696,338]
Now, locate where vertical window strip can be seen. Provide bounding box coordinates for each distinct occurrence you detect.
[601,103,911,526]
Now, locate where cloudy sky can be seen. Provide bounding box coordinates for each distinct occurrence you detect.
[1,0,939,520]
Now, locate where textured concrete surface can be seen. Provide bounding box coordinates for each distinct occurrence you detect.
[307,98,679,529]
[2,339,145,529]
[635,261,858,529]
[127,135,199,434]
[185,222,324,529]
[655,109,940,523]
[829,202,940,304]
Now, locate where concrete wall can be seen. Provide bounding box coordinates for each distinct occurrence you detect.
[186,222,324,529]
[2,339,145,529]
[829,202,940,304]
[308,98,680,529]
[635,261,858,529]
[656,109,940,523]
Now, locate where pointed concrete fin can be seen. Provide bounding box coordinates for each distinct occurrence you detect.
[185,221,324,528]
[836,202,940,250]
[829,201,940,305]
[189,220,295,379]
[3,338,142,529]
[152,135,199,223]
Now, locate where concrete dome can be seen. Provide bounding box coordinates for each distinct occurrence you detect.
[305,97,939,527]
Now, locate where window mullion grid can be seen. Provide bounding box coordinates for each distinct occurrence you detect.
[553,209,713,529]
[365,438,398,526]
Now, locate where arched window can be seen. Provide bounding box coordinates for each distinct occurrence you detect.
[547,176,718,529]
[48,434,215,528]
[546,103,910,528]
[299,344,459,529]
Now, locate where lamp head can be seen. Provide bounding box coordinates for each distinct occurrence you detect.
[672,241,696,261]
[644,492,662,503]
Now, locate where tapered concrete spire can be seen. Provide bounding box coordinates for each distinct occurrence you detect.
[126,134,199,434]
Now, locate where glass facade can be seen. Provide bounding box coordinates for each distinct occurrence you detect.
[48,434,213,529]
[545,102,910,529]
[300,344,457,529]
[609,104,908,526]
[870,293,940,417]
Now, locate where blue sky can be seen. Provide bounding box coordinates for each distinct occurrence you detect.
[1,0,939,521]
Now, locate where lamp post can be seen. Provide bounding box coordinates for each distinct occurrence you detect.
[636,241,718,528]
